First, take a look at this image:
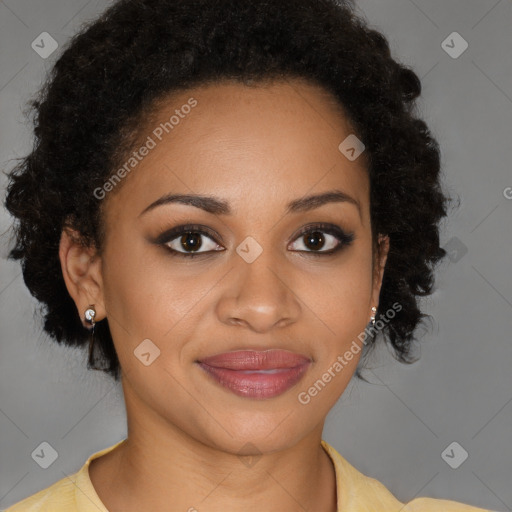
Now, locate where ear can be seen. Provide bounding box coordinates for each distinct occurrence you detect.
[58,227,106,327]
[370,233,390,315]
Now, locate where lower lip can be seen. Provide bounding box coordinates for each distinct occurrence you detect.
[197,362,311,399]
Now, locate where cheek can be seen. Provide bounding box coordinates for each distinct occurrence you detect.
[301,249,374,341]
[100,234,212,367]
[100,230,173,347]
[295,265,372,411]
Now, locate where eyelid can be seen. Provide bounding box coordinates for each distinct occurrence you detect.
[289,222,354,246]
[152,224,222,246]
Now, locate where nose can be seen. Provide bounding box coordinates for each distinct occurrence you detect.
[215,250,301,333]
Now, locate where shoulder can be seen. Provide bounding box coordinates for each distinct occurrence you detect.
[402,497,496,511]
[2,473,78,512]
[2,439,126,512]
[320,439,495,512]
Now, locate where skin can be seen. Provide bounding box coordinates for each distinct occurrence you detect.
[59,77,389,512]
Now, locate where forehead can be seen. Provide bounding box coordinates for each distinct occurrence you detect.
[104,78,370,222]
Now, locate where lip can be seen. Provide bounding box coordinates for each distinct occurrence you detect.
[196,349,312,399]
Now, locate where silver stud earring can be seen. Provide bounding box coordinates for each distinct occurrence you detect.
[84,305,96,327]
[370,306,377,326]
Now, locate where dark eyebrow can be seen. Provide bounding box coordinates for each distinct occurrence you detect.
[138,189,361,219]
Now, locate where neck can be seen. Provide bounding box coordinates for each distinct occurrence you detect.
[89,381,338,512]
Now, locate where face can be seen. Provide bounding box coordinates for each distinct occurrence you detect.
[60,78,389,455]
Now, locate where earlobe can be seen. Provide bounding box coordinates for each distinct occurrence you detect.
[59,228,105,325]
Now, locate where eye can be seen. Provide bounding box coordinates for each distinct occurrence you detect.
[289,223,355,256]
[159,224,224,258]
[155,222,354,259]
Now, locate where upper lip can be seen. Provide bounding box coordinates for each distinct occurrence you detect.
[197,349,311,370]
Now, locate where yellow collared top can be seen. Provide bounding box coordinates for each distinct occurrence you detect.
[3,438,495,511]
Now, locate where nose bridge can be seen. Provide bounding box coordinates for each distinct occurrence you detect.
[219,237,301,331]
[239,245,285,296]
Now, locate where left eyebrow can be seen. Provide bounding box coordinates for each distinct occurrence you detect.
[138,189,361,219]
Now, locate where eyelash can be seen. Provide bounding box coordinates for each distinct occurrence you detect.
[155,223,355,259]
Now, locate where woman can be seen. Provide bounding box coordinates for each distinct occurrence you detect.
[2,0,497,510]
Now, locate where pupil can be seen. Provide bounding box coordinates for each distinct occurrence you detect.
[305,231,324,250]
[181,232,201,252]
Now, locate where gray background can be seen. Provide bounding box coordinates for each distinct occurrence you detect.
[0,0,511,510]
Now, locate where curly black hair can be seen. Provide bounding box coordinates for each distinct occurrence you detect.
[2,0,453,382]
